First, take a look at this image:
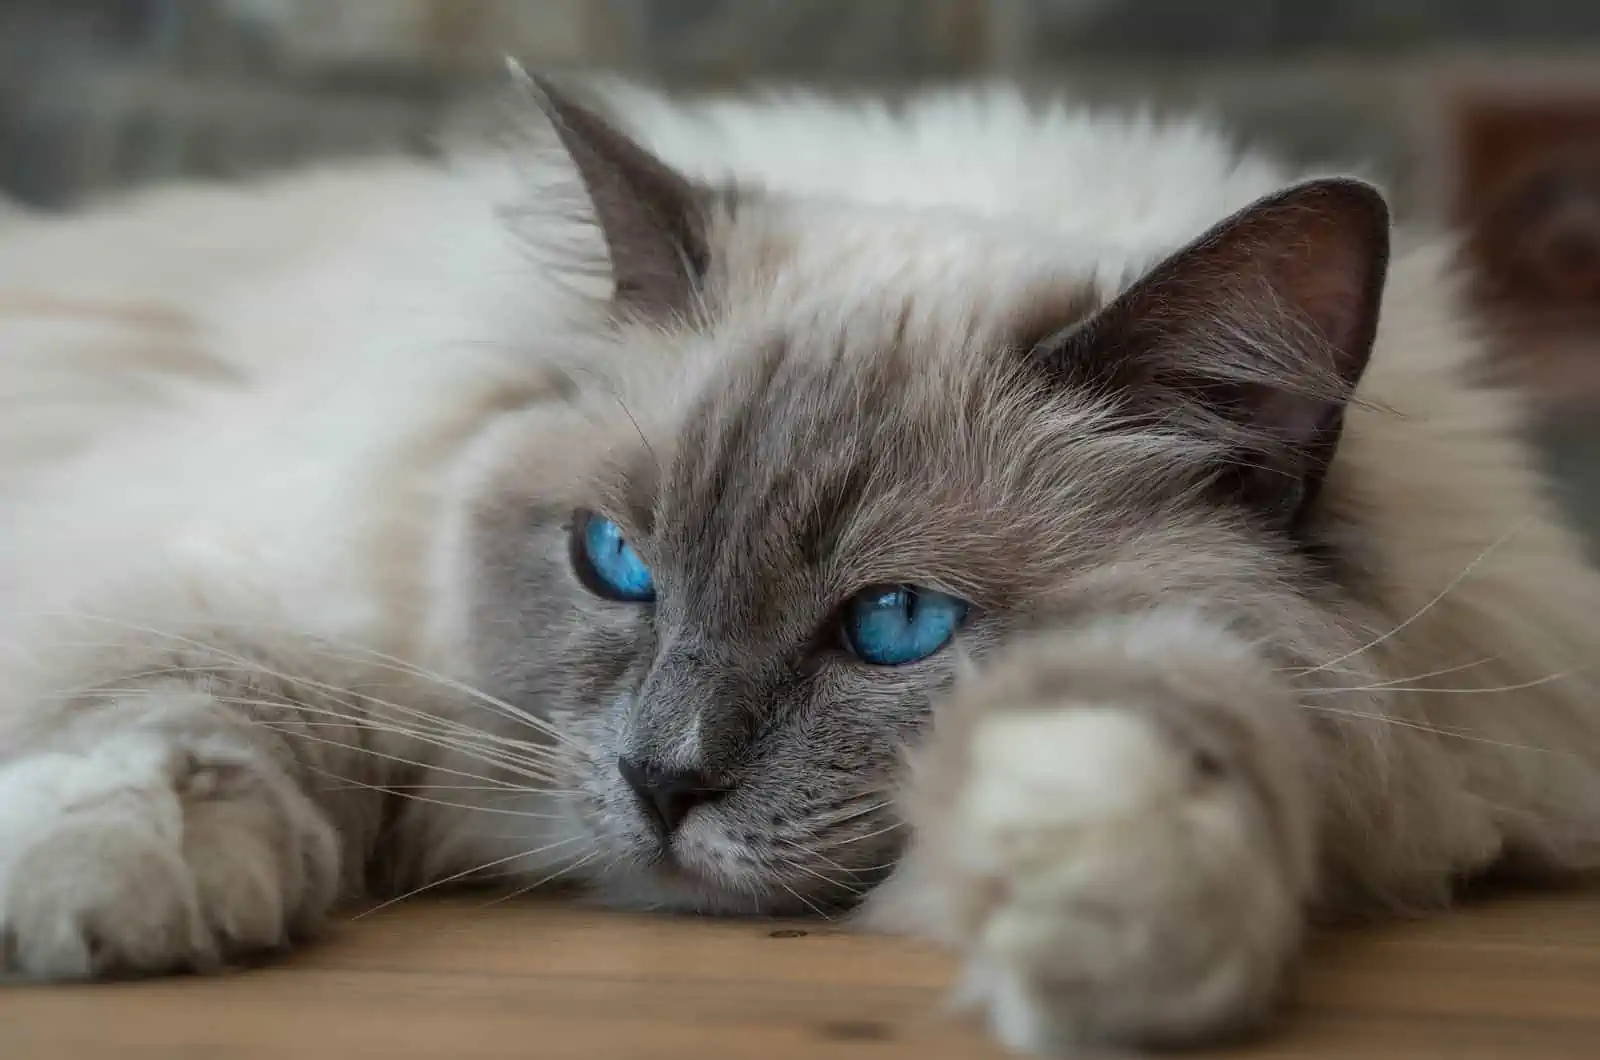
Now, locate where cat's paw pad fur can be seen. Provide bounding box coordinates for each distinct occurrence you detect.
[0,733,339,979]
[945,708,1297,1054]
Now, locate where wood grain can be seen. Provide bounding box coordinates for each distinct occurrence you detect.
[3,891,1599,1059]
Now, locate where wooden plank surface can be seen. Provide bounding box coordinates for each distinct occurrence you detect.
[3,891,1599,1059]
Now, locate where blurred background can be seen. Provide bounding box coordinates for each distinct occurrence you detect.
[2,0,1598,543]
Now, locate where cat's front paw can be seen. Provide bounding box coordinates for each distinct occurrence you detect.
[921,706,1302,1054]
[0,730,340,980]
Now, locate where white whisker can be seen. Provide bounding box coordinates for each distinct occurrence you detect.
[478,849,604,907]
[824,819,907,849]
[354,835,588,919]
[252,720,548,790]
[301,764,562,819]
[1301,667,1585,699]
[812,797,894,827]
[61,662,570,775]
[1297,702,1574,756]
[230,698,567,785]
[1292,519,1530,679]
[1296,656,1496,693]
[775,879,833,920]
[772,850,868,897]
[775,837,854,878]
[323,782,583,794]
[33,612,583,750]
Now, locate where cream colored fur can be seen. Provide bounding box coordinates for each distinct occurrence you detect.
[1,83,1598,1053]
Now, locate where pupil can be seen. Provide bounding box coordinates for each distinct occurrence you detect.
[903,588,919,622]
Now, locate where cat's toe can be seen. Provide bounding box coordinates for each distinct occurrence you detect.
[1,795,214,979]
[174,751,342,950]
[0,736,339,981]
[940,708,1299,1053]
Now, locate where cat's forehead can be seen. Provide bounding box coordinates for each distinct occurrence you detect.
[673,215,1110,466]
[573,208,1152,628]
[713,201,1115,340]
[612,288,1100,627]
[644,331,933,625]
[662,290,1016,512]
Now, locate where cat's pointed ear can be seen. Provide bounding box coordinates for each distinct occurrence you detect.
[520,72,710,317]
[1040,178,1390,524]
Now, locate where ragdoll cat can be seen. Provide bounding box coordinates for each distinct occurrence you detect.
[3,73,1600,1053]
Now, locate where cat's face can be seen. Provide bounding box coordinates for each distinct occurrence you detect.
[453,296,1157,914]
[437,79,1387,915]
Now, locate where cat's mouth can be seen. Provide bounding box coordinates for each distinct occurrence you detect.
[606,862,863,918]
[587,829,817,916]
[589,785,897,916]
[642,844,694,878]
[610,835,887,918]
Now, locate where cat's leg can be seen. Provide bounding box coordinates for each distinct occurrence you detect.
[0,677,357,979]
[874,611,1320,1053]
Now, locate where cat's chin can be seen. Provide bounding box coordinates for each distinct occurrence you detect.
[587,858,842,919]
[589,866,769,917]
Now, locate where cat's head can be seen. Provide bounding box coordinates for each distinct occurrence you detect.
[435,79,1390,914]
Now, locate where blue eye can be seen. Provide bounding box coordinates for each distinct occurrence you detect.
[574,513,655,602]
[842,585,968,666]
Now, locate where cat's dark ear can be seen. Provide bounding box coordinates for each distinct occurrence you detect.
[1037,178,1390,525]
[522,73,710,317]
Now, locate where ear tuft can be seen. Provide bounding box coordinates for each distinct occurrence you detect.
[512,67,710,318]
[1036,178,1392,525]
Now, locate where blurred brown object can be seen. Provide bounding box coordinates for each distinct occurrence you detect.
[1444,70,1600,409]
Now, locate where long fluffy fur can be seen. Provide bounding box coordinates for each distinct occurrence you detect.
[1,83,1598,1052]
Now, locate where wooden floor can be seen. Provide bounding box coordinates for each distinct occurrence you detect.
[3,891,1599,1059]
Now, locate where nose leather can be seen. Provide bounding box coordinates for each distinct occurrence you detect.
[617,756,720,839]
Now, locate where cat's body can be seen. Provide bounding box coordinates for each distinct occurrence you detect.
[3,79,1600,1052]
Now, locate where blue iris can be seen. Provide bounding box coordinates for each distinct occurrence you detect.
[576,514,655,602]
[843,585,968,666]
